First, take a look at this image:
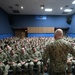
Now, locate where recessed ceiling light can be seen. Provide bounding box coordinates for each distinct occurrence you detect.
[45,8,52,12]
[41,7,44,9]
[21,6,23,9]
[64,9,72,12]
[60,7,63,10]
[72,0,75,4]
[41,5,44,9]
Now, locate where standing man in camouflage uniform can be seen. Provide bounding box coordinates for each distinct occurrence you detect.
[44,29,75,75]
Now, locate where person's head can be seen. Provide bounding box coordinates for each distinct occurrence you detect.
[32,47,36,53]
[21,48,25,54]
[54,29,63,40]
[6,44,11,50]
[15,45,19,49]
[11,50,15,55]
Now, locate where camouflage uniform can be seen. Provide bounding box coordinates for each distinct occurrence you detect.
[18,48,29,72]
[44,38,75,75]
[0,48,7,75]
[29,47,43,75]
[4,44,11,56]
[5,50,18,75]
[14,45,20,55]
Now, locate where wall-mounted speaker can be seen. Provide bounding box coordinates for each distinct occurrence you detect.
[66,16,72,25]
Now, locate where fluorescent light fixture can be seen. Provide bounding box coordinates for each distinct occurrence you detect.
[45,8,52,12]
[60,7,63,10]
[72,0,75,4]
[21,6,23,9]
[64,9,72,12]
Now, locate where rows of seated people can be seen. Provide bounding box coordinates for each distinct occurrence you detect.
[0,37,53,75]
[0,36,75,75]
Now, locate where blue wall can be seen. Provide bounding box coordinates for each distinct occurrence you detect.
[0,8,14,39]
[66,14,75,37]
[13,15,70,37]
[28,33,54,37]
[69,14,75,33]
[0,8,75,38]
[68,33,75,38]
[13,15,69,28]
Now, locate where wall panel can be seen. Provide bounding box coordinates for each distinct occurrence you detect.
[28,27,54,33]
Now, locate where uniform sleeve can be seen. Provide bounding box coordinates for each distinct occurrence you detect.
[3,53,7,63]
[68,42,75,57]
[37,52,42,60]
[15,54,19,63]
[29,56,34,61]
[43,44,50,65]
[18,53,21,62]
[25,53,29,61]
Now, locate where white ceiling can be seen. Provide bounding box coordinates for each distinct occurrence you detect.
[0,0,75,15]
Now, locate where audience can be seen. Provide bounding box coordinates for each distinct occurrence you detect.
[0,36,75,75]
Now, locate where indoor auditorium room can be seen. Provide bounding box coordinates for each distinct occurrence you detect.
[0,0,75,75]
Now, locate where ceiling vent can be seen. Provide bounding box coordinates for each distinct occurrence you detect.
[70,8,74,9]
[12,10,20,13]
[9,6,13,9]
[65,5,69,7]
[15,4,19,7]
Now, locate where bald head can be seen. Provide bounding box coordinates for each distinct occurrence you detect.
[54,29,63,40]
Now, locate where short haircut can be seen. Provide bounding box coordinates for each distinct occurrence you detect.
[54,29,63,36]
